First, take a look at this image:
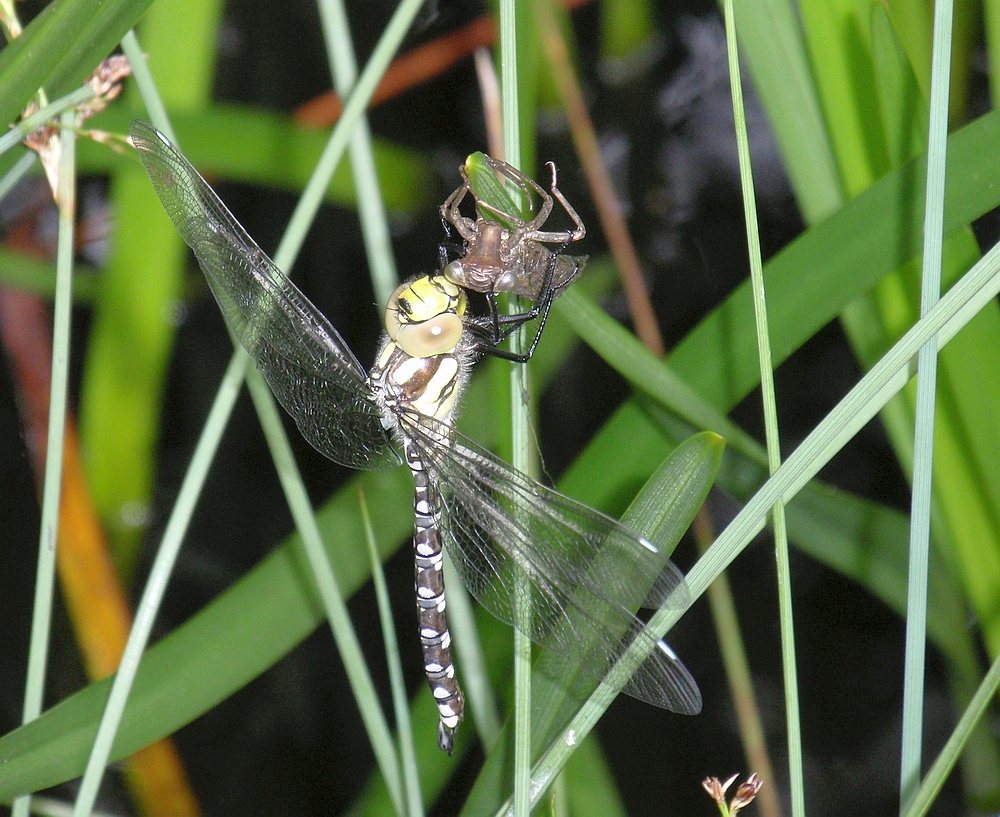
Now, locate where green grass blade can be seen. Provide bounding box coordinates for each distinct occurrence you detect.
[0,0,151,130]
[871,4,929,168]
[358,491,424,817]
[901,652,1000,817]
[316,0,398,308]
[724,1,802,813]
[798,0,889,195]
[359,490,419,817]
[496,0,537,806]
[733,0,843,223]
[14,112,77,817]
[120,30,175,143]
[900,0,953,808]
[0,85,95,157]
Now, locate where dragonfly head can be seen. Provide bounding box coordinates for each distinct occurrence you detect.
[385,276,467,358]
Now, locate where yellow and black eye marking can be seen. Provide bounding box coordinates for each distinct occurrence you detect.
[385,277,467,358]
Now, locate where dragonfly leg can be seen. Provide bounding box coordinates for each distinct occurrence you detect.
[467,245,567,362]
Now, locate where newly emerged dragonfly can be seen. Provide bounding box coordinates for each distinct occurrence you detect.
[440,154,588,361]
[130,121,700,752]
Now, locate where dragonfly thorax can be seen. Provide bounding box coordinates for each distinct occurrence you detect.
[372,342,465,425]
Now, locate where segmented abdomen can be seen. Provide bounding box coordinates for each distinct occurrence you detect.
[405,437,464,753]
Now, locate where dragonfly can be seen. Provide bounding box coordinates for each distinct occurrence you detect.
[440,154,589,361]
[130,120,701,753]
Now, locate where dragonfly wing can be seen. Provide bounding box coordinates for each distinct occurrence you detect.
[406,413,701,715]
[131,121,400,471]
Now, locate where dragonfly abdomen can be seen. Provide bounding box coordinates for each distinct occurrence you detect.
[409,438,465,753]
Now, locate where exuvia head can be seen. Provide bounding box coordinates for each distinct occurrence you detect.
[442,258,518,293]
[385,276,467,357]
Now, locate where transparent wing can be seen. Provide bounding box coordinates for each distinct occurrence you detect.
[131,121,400,471]
[404,413,702,715]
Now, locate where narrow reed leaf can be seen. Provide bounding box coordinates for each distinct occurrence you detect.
[900,0,954,807]
[723,1,803,814]
[316,0,398,308]
[14,112,77,817]
[902,652,1000,817]
[0,0,150,130]
[871,4,929,167]
[359,490,421,817]
[495,0,535,809]
[444,551,503,751]
[120,30,174,143]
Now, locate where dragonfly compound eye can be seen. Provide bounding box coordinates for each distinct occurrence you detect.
[396,312,463,357]
[386,277,466,349]
[385,281,411,342]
